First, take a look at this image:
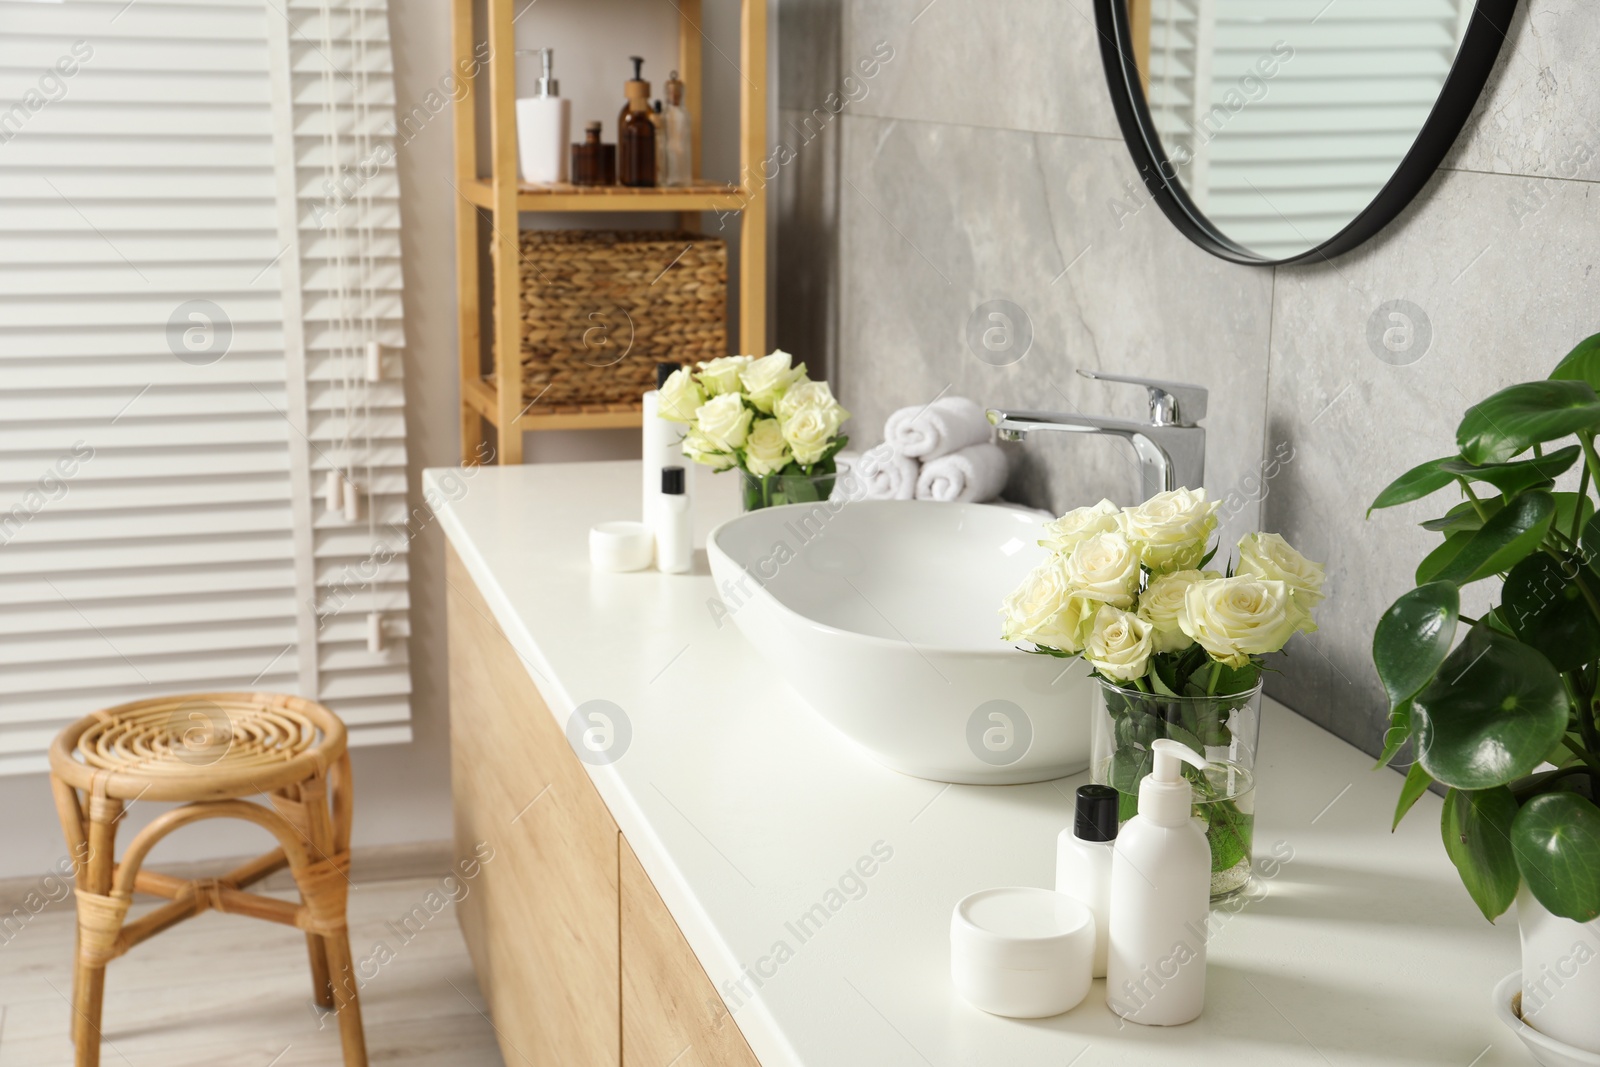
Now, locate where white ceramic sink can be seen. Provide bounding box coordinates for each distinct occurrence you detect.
[706,500,1094,785]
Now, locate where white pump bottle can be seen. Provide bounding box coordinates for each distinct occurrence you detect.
[1106,738,1211,1026]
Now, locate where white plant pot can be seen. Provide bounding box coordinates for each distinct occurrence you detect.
[1519,883,1600,1054]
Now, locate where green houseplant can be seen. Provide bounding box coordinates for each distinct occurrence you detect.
[1371,331,1600,1051]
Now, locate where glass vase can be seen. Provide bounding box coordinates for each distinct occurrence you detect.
[1090,678,1263,901]
[739,469,837,511]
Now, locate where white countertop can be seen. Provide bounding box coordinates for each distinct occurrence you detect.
[426,460,1522,1067]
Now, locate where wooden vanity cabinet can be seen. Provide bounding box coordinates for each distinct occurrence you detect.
[622,838,761,1067]
[446,546,760,1067]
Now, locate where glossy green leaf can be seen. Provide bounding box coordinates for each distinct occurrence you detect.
[1426,491,1555,586]
[1441,786,1520,921]
[1512,792,1600,922]
[1548,331,1600,391]
[1369,456,1458,515]
[1416,533,1471,586]
[1439,446,1580,496]
[1579,511,1600,570]
[1392,759,1432,829]
[1457,380,1600,465]
[1420,499,1502,535]
[1412,624,1570,790]
[1502,553,1600,672]
[1484,607,1520,638]
[1374,582,1459,710]
[1554,492,1596,543]
[1375,699,1412,769]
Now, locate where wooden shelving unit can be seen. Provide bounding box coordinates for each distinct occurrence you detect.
[452,0,768,465]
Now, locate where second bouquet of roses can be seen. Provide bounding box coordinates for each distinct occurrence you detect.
[658,349,850,510]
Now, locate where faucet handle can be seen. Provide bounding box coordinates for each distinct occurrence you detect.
[1077,369,1207,427]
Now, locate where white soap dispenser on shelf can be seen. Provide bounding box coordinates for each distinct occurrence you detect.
[515,48,571,184]
[1106,738,1211,1026]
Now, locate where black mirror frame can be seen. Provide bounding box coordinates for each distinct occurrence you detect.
[1094,0,1521,266]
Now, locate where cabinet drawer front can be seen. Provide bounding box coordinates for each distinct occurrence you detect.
[447,545,621,1067]
[622,837,760,1067]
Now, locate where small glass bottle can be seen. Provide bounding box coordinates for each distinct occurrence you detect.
[571,122,615,186]
[618,56,656,188]
[661,70,692,187]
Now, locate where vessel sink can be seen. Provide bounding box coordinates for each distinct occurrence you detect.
[706,500,1094,785]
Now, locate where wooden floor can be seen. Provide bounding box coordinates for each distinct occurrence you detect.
[0,874,505,1066]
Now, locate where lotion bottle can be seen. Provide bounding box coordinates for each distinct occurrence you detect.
[1056,783,1119,979]
[641,362,683,543]
[1106,739,1210,1026]
[657,466,691,574]
[515,48,571,184]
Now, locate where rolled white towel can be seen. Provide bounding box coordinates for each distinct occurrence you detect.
[834,444,918,501]
[884,396,992,460]
[915,442,1009,503]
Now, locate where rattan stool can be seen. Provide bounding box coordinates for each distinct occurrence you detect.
[47,692,368,1067]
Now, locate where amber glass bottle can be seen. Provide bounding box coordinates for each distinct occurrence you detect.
[618,56,656,187]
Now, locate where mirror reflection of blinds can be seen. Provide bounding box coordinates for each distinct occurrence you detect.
[0,0,410,774]
[1144,0,1468,260]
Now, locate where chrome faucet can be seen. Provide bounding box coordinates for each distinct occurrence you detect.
[987,370,1208,500]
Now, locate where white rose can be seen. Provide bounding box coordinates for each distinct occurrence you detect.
[683,428,734,471]
[1137,569,1216,653]
[693,393,753,451]
[1000,558,1100,652]
[1237,532,1324,632]
[779,409,835,465]
[1179,576,1299,669]
[1039,499,1120,556]
[743,417,791,476]
[1119,487,1220,573]
[1060,532,1140,608]
[774,379,841,423]
[657,367,705,424]
[739,350,807,413]
[696,355,753,396]
[1085,606,1154,684]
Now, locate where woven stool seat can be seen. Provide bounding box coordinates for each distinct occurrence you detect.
[49,692,367,1067]
[50,692,345,803]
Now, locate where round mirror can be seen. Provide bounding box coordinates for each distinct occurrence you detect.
[1095,0,1519,264]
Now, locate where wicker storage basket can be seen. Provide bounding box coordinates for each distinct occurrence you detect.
[517,230,727,407]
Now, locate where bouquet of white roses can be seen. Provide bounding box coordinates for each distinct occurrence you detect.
[658,349,850,509]
[1000,487,1324,695]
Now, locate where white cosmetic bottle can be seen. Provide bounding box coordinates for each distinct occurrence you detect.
[656,466,691,574]
[1106,738,1211,1026]
[641,362,684,546]
[1056,783,1119,979]
[515,48,571,184]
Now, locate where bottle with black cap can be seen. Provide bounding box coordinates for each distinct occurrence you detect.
[656,466,691,573]
[1056,783,1119,978]
[641,361,683,546]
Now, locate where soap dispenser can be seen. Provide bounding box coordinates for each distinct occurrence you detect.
[618,56,656,187]
[1056,783,1118,979]
[1106,738,1210,1026]
[515,48,571,184]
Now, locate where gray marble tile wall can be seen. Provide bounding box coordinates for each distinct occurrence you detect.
[822,0,1600,757]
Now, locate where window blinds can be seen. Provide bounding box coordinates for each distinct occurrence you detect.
[0,0,410,774]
